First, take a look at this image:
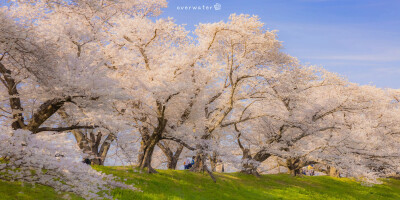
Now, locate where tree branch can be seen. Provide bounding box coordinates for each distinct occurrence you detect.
[34,125,98,133]
[27,97,73,132]
[0,61,26,129]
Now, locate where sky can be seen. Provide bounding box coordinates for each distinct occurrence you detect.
[160,0,400,89]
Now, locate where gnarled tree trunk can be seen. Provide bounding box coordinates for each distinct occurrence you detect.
[138,101,167,173]
[158,141,184,169]
[240,148,257,175]
[137,127,149,166]
[190,149,216,182]
[286,157,303,176]
[237,130,270,176]
[0,62,25,130]
[240,149,270,177]
[74,131,114,165]
[327,166,340,178]
[190,150,206,172]
[283,158,317,176]
[138,132,163,173]
[209,151,218,172]
[58,108,115,165]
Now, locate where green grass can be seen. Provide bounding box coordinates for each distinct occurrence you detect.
[0,179,81,200]
[1,166,400,200]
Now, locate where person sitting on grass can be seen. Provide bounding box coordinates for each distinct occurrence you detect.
[186,157,192,169]
[184,161,188,169]
[191,156,195,168]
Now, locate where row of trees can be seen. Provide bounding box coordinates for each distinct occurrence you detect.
[1,0,400,198]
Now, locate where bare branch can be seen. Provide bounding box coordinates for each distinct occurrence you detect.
[34,125,98,134]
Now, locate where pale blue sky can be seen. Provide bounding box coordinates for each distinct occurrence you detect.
[161,0,400,88]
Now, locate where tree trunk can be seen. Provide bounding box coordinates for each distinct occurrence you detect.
[327,166,340,178]
[240,152,270,176]
[138,131,161,173]
[0,62,25,130]
[137,127,150,167]
[58,108,114,166]
[286,158,302,176]
[158,141,184,170]
[90,158,103,165]
[209,151,218,172]
[190,151,216,182]
[138,135,160,173]
[288,167,301,176]
[188,130,216,182]
[90,133,114,165]
[240,148,260,176]
[237,134,270,176]
[167,156,179,169]
[190,152,206,172]
[137,101,167,173]
[189,136,208,173]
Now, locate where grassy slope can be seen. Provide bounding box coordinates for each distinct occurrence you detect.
[1,166,400,200]
[0,179,81,200]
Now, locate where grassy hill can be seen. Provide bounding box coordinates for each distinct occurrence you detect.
[1,166,400,200]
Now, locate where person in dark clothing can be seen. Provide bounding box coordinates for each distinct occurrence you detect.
[191,156,195,167]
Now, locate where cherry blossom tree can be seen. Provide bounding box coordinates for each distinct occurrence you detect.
[106,12,197,173]
[0,128,136,199]
[1,0,399,193]
[180,14,294,178]
[0,0,167,197]
[230,68,400,180]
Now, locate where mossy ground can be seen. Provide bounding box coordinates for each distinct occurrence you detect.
[1,166,400,200]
